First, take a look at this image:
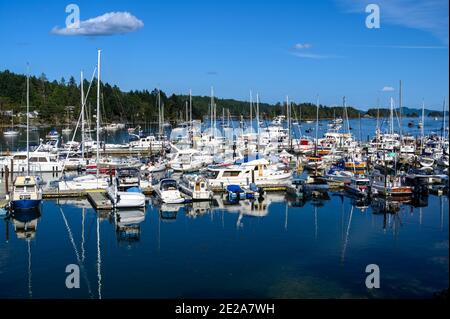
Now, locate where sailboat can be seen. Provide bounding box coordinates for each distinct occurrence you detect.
[58,50,109,191]
[10,66,42,211]
[3,110,20,136]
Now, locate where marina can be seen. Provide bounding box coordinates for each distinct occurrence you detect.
[0,0,448,302]
[0,102,448,299]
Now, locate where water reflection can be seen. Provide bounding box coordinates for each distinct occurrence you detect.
[10,208,41,298]
[158,204,184,221]
[11,209,41,241]
[115,209,145,244]
[0,191,447,299]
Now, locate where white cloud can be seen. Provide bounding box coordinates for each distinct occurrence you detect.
[291,52,340,59]
[336,0,449,44]
[52,12,144,36]
[382,86,395,92]
[290,43,340,59]
[294,43,312,50]
[348,44,448,49]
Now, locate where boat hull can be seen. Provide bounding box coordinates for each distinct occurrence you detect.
[11,199,41,210]
[112,193,146,208]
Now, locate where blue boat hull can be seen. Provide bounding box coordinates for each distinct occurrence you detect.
[11,199,42,210]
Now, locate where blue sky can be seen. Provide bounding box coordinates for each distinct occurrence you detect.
[0,0,448,110]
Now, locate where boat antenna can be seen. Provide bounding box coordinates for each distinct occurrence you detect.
[315,94,319,157]
[441,98,446,139]
[96,49,101,178]
[81,70,85,160]
[399,80,403,138]
[26,63,30,176]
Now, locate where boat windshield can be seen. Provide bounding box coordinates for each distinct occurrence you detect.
[161,180,178,191]
[204,170,219,179]
[118,168,140,177]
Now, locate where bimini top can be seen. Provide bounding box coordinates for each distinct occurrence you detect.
[14,176,37,186]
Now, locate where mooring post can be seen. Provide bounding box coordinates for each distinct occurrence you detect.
[10,159,13,184]
[5,166,9,195]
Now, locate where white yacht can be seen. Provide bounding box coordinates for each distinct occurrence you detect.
[206,158,292,190]
[129,135,165,151]
[58,174,109,191]
[107,182,145,209]
[0,151,63,173]
[169,149,213,173]
[154,179,185,204]
[179,175,213,201]
[370,169,413,197]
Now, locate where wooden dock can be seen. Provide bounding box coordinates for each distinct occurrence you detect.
[42,186,153,199]
[43,189,105,199]
[87,192,113,210]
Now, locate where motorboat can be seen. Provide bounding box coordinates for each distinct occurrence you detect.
[179,175,213,201]
[104,123,124,131]
[370,168,413,197]
[107,180,145,209]
[419,156,435,168]
[169,149,213,173]
[303,156,326,171]
[3,129,19,137]
[3,110,19,137]
[154,178,185,204]
[10,176,42,211]
[344,175,371,197]
[58,174,109,191]
[0,151,63,173]
[323,167,354,186]
[206,158,292,190]
[129,135,165,151]
[45,129,60,140]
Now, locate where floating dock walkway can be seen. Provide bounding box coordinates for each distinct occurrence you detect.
[87,192,113,210]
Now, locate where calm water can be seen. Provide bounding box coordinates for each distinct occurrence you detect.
[0,193,448,299]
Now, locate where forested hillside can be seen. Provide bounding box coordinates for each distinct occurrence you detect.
[1,69,442,125]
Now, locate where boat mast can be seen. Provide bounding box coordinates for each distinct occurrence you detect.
[299,102,302,136]
[189,89,193,145]
[399,80,403,138]
[286,96,291,148]
[26,63,30,176]
[96,49,101,178]
[421,99,425,146]
[256,93,260,141]
[315,95,319,156]
[189,89,192,126]
[222,105,225,128]
[210,87,213,138]
[250,90,253,134]
[343,96,349,134]
[390,97,394,136]
[376,97,380,134]
[442,98,447,140]
[81,70,85,160]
